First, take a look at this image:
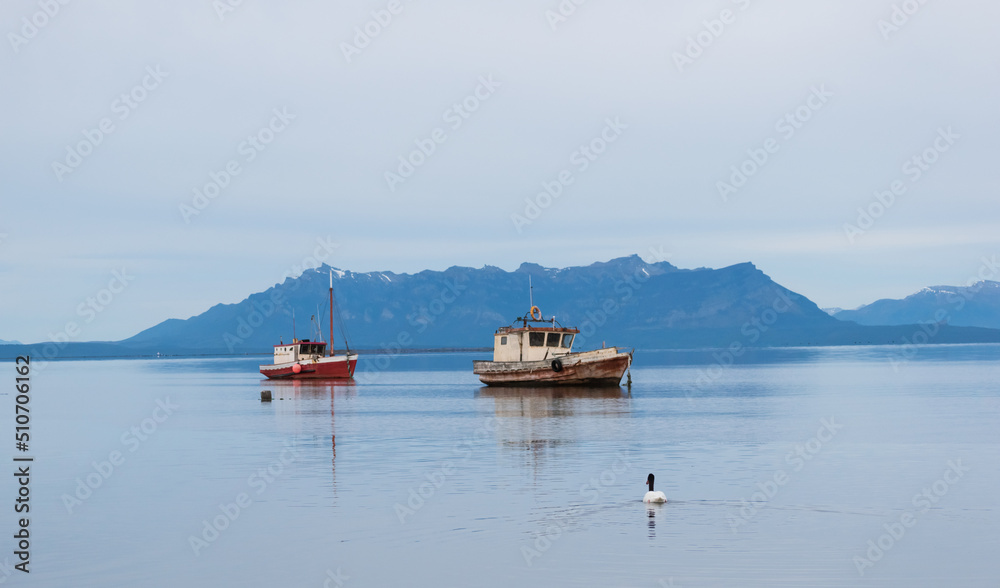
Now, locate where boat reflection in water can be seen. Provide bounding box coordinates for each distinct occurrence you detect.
[261,379,356,489]
[476,385,630,417]
[475,386,631,470]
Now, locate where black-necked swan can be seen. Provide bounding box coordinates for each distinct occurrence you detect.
[644,473,667,503]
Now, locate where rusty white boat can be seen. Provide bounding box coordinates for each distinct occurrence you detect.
[472,304,632,387]
[260,270,358,380]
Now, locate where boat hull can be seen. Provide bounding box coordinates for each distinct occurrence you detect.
[260,354,358,380]
[473,348,631,386]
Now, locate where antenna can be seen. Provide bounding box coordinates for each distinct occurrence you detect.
[292,309,296,342]
[529,275,534,310]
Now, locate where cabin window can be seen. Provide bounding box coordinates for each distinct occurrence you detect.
[529,332,545,347]
[546,333,561,347]
[561,334,574,348]
[500,336,507,345]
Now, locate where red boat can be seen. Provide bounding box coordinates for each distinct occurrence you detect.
[259,339,358,379]
[259,270,358,380]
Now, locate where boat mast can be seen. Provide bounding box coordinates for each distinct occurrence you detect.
[329,269,335,357]
[292,309,296,342]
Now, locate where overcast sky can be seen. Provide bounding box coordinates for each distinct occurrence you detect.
[2,0,998,343]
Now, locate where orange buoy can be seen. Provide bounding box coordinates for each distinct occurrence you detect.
[292,363,302,374]
[530,306,542,320]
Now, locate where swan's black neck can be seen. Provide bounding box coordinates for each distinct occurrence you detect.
[647,474,655,492]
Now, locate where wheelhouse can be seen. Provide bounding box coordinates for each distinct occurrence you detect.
[492,325,578,362]
[273,339,327,363]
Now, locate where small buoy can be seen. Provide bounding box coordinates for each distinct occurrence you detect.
[261,390,272,402]
[292,363,302,374]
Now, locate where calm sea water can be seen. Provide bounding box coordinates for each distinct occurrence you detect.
[3,345,999,587]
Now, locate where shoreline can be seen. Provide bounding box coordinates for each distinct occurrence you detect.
[0,346,494,362]
[3,342,999,363]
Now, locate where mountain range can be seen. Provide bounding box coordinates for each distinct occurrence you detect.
[5,255,999,358]
[831,281,1000,329]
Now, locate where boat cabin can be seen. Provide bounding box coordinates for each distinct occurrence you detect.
[273,339,327,363]
[491,325,578,362]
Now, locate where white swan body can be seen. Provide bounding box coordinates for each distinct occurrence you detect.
[643,490,667,503]
[644,473,667,503]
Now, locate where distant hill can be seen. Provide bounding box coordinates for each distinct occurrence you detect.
[4,257,1000,360]
[114,256,1000,354]
[0,339,21,345]
[833,281,1000,329]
